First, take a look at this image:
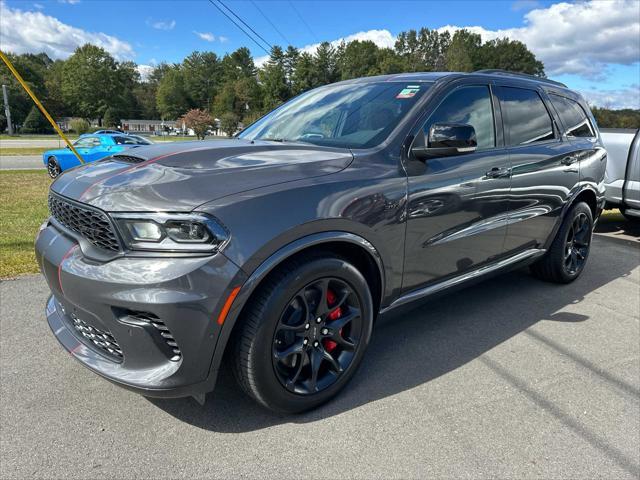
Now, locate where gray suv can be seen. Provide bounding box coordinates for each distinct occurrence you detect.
[36,71,606,413]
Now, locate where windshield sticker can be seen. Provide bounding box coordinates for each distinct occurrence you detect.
[396,85,421,99]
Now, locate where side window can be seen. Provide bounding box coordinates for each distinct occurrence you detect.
[499,87,555,146]
[423,85,495,150]
[73,137,93,148]
[549,94,595,138]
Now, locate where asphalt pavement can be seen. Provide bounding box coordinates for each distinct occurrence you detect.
[1,233,639,479]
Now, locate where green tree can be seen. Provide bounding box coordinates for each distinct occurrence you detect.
[313,42,340,85]
[292,52,315,94]
[102,107,118,128]
[61,44,122,122]
[156,67,189,119]
[182,51,221,110]
[69,118,90,134]
[20,106,52,133]
[339,40,380,79]
[260,46,290,111]
[477,38,545,75]
[445,30,481,72]
[219,112,239,137]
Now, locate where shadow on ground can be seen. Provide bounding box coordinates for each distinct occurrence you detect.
[149,233,638,442]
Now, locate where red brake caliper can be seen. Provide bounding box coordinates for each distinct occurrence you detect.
[324,289,342,353]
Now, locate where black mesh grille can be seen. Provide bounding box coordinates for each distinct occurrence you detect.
[112,154,146,164]
[127,311,182,361]
[48,194,121,252]
[71,314,123,361]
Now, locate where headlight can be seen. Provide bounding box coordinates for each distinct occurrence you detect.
[113,213,228,254]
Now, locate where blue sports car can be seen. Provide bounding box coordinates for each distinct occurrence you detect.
[43,133,153,178]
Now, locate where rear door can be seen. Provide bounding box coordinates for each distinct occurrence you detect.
[495,85,579,254]
[402,82,511,292]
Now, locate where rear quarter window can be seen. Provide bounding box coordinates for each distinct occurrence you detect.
[549,94,596,138]
[499,87,556,146]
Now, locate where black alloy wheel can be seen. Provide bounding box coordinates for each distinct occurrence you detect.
[272,277,363,395]
[563,211,591,275]
[232,253,374,413]
[47,157,61,178]
[531,201,593,283]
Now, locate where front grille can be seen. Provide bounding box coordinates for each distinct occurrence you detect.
[127,311,182,361]
[48,193,121,252]
[112,154,146,164]
[71,314,123,361]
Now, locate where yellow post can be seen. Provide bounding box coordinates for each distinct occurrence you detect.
[0,50,84,164]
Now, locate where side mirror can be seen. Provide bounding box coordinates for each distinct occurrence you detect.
[412,123,477,160]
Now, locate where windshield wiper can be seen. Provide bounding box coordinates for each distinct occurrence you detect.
[259,137,286,142]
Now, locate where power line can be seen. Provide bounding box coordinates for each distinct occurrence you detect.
[250,0,292,46]
[217,0,273,51]
[288,1,318,43]
[206,0,270,55]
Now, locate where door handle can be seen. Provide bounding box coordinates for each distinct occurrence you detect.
[485,167,511,179]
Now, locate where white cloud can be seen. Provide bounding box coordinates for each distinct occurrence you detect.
[193,31,215,42]
[438,0,640,78]
[58,0,80,4]
[136,64,154,82]
[511,0,541,11]
[580,85,640,110]
[0,1,134,60]
[150,19,176,31]
[33,3,44,9]
[255,28,395,67]
[218,35,229,43]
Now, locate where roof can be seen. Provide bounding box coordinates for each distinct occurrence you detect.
[346,70,568,89]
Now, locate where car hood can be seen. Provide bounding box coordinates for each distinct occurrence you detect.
[50,139,353,211]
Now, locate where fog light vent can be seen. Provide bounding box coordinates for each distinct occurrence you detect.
[71,314,123,361]
[127,311,182,361]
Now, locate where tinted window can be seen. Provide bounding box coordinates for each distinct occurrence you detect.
[238,82,431,149]
[549,94,595,138]
[114,135,151,145]
[73,137,95,148]
[423,85,495,150]
[500,87,555,146]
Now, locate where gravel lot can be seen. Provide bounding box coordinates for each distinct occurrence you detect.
[1,232,638,479]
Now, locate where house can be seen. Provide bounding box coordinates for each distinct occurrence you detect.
[120,119,177,134]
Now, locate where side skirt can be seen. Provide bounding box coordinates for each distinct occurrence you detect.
[380,248,546,314]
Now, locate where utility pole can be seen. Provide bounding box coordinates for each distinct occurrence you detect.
[2,84,13,135]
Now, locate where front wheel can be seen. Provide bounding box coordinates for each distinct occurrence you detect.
[531,201,593,283]
[47,157,61,178]
[232,253,374,413]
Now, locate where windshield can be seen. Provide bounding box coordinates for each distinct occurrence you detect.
[114,135,152,145]
[238,81,431,149]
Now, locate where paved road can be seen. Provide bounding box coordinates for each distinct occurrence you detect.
[1,234,639,479]
[0,138,68,148]
[0,155,43,170]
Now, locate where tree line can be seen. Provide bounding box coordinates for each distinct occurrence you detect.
[1,27,637,134]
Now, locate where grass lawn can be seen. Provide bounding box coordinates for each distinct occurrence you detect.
[0,147,48,156]
[0,134,78,141]
[0,170,51,278]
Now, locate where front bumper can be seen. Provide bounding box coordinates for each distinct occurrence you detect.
[36,222,246,398]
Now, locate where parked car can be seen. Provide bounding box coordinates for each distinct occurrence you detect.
[84,130,123,135]
[601,128,640,221]
[43,133,153,178]
[36,71,606,413]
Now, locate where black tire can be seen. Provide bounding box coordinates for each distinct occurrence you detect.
[47,157,61,179]
[232,253,374,413]
[531,201,593,283]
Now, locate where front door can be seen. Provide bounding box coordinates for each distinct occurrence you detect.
[402,84,511,292]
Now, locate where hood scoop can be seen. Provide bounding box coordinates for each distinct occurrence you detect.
[112,154,146,164]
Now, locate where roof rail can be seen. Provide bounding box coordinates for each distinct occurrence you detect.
[474,69,567,88]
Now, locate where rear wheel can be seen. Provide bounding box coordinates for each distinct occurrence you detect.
[232,253,374,413]
[47,157,61,178]
[531,201,593,283]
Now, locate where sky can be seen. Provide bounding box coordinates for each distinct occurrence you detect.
[1,0,639,109]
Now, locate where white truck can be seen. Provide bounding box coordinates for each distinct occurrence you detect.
[601,128,640,222]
